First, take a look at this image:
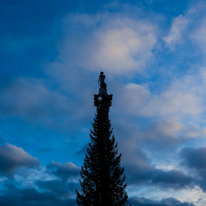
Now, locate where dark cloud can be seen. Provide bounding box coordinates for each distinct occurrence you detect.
[126,165,193,189]
[151,169,193,188]
[0,161,80,206]
[0,185,77,206]
[117,132,193,189]
[129,196,194,206]
[0,160,80,205]
[180,146,206,191]
[47,161,80,180]
[180,146,206,170]
[0,143,40,176]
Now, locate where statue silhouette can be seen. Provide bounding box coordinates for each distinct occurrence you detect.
[98,72,107,89]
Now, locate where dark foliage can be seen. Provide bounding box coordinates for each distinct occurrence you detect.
[76,102,130,206]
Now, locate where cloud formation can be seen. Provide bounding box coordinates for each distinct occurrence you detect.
[192,17,206,54]
[163,15,189,47]
[0,147,80,206]
[180,146,206,171]
[126,164,193,190]
[0,186,77,206]
[0,143,40,176]
[163,1,206,51]
[47,161,80,180]
[129,196,194,206]
[116,131,194,190]
[58,12,158,75]
[116,80,202,120]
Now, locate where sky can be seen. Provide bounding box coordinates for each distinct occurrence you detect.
[1,0,206,205]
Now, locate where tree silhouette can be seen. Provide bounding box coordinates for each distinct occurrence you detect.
[76,72,131,206]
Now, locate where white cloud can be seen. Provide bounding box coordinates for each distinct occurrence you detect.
[163,15,189,47]
[185,123,206,138]
[118,83,150,113]
[116,79,202,120]
[59,13,158,75]
[163,1,206,49]
[192,17,206,54]
[141,88,202,118]
[143,120,184,138]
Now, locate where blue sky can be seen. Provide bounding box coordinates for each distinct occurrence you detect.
[1,0,206,205]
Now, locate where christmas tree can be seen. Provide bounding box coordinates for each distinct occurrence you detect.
[76,72,130,206]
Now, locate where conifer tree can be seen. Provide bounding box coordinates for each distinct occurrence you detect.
[76,72,131,206]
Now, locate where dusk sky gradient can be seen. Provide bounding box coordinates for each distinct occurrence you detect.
[1,0,206,205]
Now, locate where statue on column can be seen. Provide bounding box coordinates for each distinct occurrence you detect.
[98,72,107,89]
[94,71,112,108]
[98,72,107,95]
